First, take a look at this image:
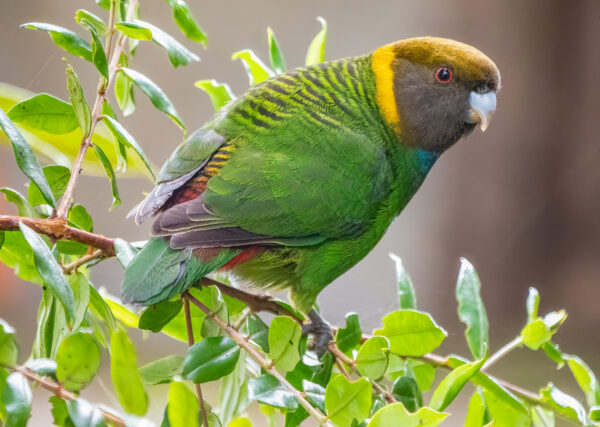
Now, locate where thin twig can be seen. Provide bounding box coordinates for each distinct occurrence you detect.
[183,291,331,426]
[62,249,105,274]
[56,0,138,218]
[11,365,126,427]
[183,297,210,427]
[482,336,523,371]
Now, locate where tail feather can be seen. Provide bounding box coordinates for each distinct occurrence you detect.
[121,237,239,305]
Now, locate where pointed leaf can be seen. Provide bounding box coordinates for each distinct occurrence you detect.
[56,332,100,391]
[138,300,183,332]
[302,380,326,413]
[119,68,185,129]
[391,376,422,412]
[75,9,107,35]
[168,381,199,427]
[66,398,107,427]
[268,316,302,372]
[2,372,32,427]
[183,336,240,383]
[540,383,587,424]
[113,238,139,269]
[248,374,298,410]
[368,403,447,427]
[465,390,486,427]
[65,64,92,136]
[28,165,70,206]
[115,22,152,40]
[429,357,486,411]
[526,287,540,324]
[0,319,18,367]
[456,258,489,359]
[374,310,446,356]
[103,116,155,179]
[7,93,78,134]
[0,108,55,206]
[335,312,362,353]
[194,80,235,112]
[232,49,274,85]
[83,23,109,81]
[169,0,207,46]
[110,330,148,416]
[305,17,327,66]
[390,253,417,310]
[114,54,136,116]
[21,23,92,61]
[19,223,75,325]
[0,188,37,217]
[139,355,184,385]
[564,354,600,407]
[325,375,371,427]
[92,144,121,210]
[267,27,286,74]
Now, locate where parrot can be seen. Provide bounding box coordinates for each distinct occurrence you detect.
[122,36,500,356]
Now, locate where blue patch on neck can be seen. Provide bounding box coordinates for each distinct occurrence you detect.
[416,149,440,174]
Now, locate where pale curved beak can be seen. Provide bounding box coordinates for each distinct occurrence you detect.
[468,91,497,132]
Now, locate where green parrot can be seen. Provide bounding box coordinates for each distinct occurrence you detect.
[122,37,500,355]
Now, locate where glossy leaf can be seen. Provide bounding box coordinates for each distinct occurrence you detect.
[200,285,227,338]
[65,64,92,137]
[482,388,530,427]
[110,330,148,416]
[168,381,199,427]
[542,342,564,368]
[138,300,182,332]
[21,23,92,61]
[336,312,362,353]
[232,49,274,85]
[521,311,566,351]
[169,0,207,45]
[390,253,417,310]
[216,349,247,426]
[456,258,489,359]
[0,108,55,206]
[305,17,327,66]
[75,9,107,35]
[119,68,185,129]
[88,286,116,333]
[66,398,107,427]
[303,380,326,413]
[117,20,199,67]
[540,383,587,424]
[56,332,100,391]
[183,336,240,383]
[248,374,298,410]
[531,405,555,427]
[268,316,302,372]
[368,403,447,427]
[526,287,540,324]
[84,24,109,81]
[0,188,36,218]
[68,204,93,232]
[24,358,57,380]
[374,310,446,356]
[325,375,371,427]
[429,357,486,411]
[267,27,286,74]
[103,116,155,179]
[113,238,139,269]
[194,80,235,112]
[0,319,18,367]
[391,376,422,413]
[564,354,600,407]
[0,230,42,285]
[465,390,486,427]
[247,314,269,352]
[114,54,136,116]
[407,359,436,392]
[19,223,75,325]
[7,93,78,134]
[28,165,70,206]
[140,355,184,385]
[355,336,389,380]
[2,372,32,427]
[92,144,121,210]
[68,272,91,329]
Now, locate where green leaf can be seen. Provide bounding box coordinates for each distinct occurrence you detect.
[183,336,240,383]
[216,349,247,426]
[590,406,600,422]
[465,390,486,427]
[374,310,446,356]
[531,405,555,427]
[325,375,371,427]
[268,316,302,372]
[2,372,32,427]
[25,359,57,380]
[540,383,587,424]
[169,0,207,46]
[247,314,269,353]
[267,27,286,74]
[114,54,136,116]
[88,286,116,333]
[68,205,93,232]
[139,355,184,385]
[355,336,389,380]
[119,68,185,129]
[32,289,69,359]
[102,116,155,179]
[103,294,139,328]
[429,357,486,411]
[67,398,107,427]
[248,374,298,410]
[482,389,530,427]
[115,22,152,40]
[456,258,489,359]
[231,50,274,85]
[56,332,100,391]
[542,342,564,368]
[21,23,92,61]
[92,144,121,210]
[113,238,139,269]
[49,395,72,427]
[19,223,75,325]
[110,330,148,416]
[138,300,182,332]
[83,24,109,81]
[368,403,447,427]
[7,93,78,134]
[28,165,70,206]
[168,381,199,427]
[0,188,37,217]
[391,376,422,413]
[389,253,417,310]
[194,80,235,112]
[75,9,107,35]
[0,319,18,367]
[305,17,327,66]
[335,312,362,353]
[526,287,540,324]
[0,230,43,284]
[564,354,600,408]
[521,311,566,351]
[68,272,91,329]
[0,108,55,207]
[65,64,92,136]
[303,380,326,413]
[407,359,436,392]
[200,285,228,338]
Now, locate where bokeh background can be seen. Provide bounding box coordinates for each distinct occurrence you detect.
[1,0,599,425]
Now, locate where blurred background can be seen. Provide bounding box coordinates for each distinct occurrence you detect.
[1,0,599,425]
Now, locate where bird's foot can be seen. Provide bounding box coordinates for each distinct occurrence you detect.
[302,309,333,359]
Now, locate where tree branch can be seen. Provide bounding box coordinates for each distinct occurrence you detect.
[11,365,126,427]
[62,249,106,274]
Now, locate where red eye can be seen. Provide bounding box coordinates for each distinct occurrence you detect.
[435,67,453,83]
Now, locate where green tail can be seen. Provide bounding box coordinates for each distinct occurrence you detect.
[121,237,239,305]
